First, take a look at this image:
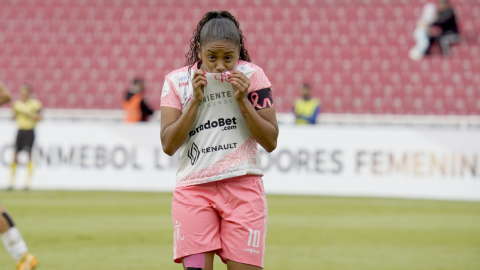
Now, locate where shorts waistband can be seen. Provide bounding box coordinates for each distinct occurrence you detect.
[217,174,261,183]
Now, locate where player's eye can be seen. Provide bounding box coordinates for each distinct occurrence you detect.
[225,56,232,61]
[208,55,216,61]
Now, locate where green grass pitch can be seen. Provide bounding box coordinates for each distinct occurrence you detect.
[0,191,479,270]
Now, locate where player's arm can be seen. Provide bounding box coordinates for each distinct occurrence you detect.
[230,71,278,153]
[16,105,42,121]
[0,80,11,106]
[160,70,206,156]
[32,101,43,122]
[31,109,42,122]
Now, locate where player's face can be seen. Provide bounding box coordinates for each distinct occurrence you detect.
[135,82,144,92]
[301,86,310,98]
[198,41,239,73]
[19,86,30,101]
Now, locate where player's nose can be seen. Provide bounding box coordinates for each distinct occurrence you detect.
[216,64,226,73]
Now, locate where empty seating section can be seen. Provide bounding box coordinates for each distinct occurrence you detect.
[0,0,478,114]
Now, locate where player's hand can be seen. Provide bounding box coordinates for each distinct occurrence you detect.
[31,113,41,121]
[192,69,207,103]
[230,71,250,102]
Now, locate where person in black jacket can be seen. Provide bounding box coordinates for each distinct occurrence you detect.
[429,0,459,56]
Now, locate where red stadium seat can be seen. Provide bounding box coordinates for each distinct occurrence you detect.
[0,0,478,114]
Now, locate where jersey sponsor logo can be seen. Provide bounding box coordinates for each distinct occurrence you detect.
[242,247,260,254]
[199,90,233,106]
[214,72,232,83]
[178,74,189,88]
[189,117,237,138]
[200,143,237,154]
[174,221,184,241]
[186,142,238,166]
[187,143,200,165]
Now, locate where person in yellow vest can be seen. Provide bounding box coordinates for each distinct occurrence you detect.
[0,80,39,270]
[123,78,153,122]
[293,83,321,125]
[10,84,42,191]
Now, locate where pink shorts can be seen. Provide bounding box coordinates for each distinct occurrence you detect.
[172,175,267,268]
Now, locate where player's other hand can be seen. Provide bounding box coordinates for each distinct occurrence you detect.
[192,69,207,103]
[230,71,250,102]
[31,113,41,121]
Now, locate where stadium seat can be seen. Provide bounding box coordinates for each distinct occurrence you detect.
[0,0,478,114]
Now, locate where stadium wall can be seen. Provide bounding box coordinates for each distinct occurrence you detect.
[2,108,480,127]
[0,122,479,201]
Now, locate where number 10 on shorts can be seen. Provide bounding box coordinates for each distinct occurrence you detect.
[247,229,261,247]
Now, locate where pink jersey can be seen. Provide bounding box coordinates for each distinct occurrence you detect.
[161,60,272,187]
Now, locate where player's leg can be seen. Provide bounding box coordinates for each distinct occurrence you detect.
[439,33,459,56]
[216,176,267,270]
[426,35,440,55]
[409,28,429,61]
[24,130,35,191]
[0,203,13,232]
[226,260,262,270]
[24,150,34,191]
[9,150,19,191]
[182,252,215,270]
[0,203,38,269]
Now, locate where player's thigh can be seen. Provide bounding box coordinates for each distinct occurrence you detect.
[172,184,222,262]
[226,260,262,270]
[172,185,221,242]
[0,204,11,232]
[182,252,215,270]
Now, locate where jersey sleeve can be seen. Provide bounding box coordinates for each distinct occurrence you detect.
[246,66,274,110]
[160,76,182,110]
[247,66,272,93]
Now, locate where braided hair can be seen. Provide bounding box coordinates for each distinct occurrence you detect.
[185,10,251,69]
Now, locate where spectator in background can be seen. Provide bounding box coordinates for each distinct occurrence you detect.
[293,83,320,125]
[409,2,437,61]
[10,84,42,191]
[429,0,459,56]
[123,78,153,122]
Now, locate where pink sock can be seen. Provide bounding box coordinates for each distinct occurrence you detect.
[183,253,205,269]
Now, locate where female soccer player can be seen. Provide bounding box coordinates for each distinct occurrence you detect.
[161,11,278,270]
[0,80,38,270]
